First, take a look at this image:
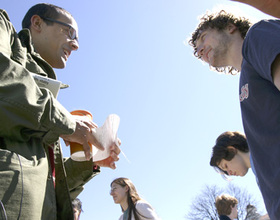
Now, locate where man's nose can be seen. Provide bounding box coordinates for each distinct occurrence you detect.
[70,39,79,51]
[227,169,233,175]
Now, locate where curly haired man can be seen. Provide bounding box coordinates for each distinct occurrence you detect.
[189,10,280,220]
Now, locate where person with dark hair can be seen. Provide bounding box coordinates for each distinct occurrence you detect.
[72,198,83,220]
[215,194,238,220]
[230,0,280,18]
[189,9,280,220]
[110,177,160,220]
[211,132,270,219]
[210,131,251,178]
[0,3,120,220]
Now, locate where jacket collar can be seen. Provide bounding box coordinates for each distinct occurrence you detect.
[18,28,57,80]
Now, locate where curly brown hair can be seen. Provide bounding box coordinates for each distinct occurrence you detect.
[189,10,251,74]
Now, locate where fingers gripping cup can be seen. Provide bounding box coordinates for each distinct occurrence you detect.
[69,110,121,162]
[70,110,93,161]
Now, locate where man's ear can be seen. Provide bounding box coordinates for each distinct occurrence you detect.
[227,23,237,34]
[227,146,238,154]
[30,15,43,32]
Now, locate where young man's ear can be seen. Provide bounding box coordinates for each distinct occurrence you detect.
[227,23,237,34]
[30,15,43,32]
[227,146,238,154]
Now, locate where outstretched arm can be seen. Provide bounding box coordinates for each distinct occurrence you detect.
[231,0,280,18]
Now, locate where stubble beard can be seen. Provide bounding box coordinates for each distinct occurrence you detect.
[211,32,231,68]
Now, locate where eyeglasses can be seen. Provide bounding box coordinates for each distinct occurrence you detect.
[41,17,78,41]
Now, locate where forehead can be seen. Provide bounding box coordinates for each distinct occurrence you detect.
[57,12,78,32]
[111,182,120,188]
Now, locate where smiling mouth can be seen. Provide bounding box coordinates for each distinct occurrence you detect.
[63,50,70,60]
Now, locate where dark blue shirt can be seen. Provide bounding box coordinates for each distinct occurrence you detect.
[240,19,280,220]
[219,215,231,220]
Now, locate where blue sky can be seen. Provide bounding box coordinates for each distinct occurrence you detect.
[2,0,274,219]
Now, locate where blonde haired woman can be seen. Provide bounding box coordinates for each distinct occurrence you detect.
[110,177,160,220]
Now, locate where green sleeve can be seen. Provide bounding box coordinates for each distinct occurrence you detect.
[64,158,100,199]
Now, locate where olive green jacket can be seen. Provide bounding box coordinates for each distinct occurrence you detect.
[0,9,100,220]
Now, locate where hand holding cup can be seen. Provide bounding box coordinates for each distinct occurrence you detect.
[60,110,104,161]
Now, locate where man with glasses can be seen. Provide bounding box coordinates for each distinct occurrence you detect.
[0,3,121,220]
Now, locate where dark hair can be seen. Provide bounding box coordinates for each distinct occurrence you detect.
[111,177,151,220]
[215,194,238,216]
[188,10,251,74]
[210,131,248,175]
[22,3,72,29]
[72,198,83,212]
